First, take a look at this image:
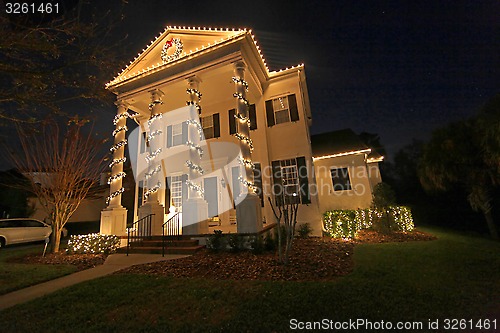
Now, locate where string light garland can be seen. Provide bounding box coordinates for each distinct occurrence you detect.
[145,165,162,180]
[109,157,126,168]
[145,148,162,163]
[233,92,249,106]
[147,113,163,126]
[186,88,202,99]
[186,140,204,157]
[186,100,201,114]
[238,156,255,169]
[112,125,128,137]
[185,179,204,196]
[185,160,204,174]
[110,140,127,152]
[113,111,138,125]
[238,176,257,192]
[147,129,163,141]
[107,172,126,184]
[144,182,162,199]
[186,87,202,115]
[106,187,124,205]
[186,119,204,139]
[161,38,183,63]
[231,76,248,91]
[234,132,254,151]
[234,113,251,127]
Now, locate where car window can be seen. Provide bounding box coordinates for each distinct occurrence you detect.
[0,221,14,228]
[23,220,45,227]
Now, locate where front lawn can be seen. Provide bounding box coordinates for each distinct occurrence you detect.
[0,245,77,295]
[0,227,498,332]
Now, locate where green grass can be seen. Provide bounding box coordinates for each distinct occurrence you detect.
[0,227,499,332]
[0,245,77,295]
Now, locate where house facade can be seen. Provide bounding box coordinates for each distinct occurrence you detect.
[311,129,383,212]
[100,27,323,237]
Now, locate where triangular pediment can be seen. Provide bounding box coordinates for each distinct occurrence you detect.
[108,27,248,87]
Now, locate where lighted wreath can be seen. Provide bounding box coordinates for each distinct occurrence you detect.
[161,38,183,63]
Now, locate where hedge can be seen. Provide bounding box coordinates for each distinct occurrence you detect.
[323,206,414,239]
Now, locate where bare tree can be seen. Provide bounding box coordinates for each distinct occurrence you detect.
[268,195,299,265]
[8,120,106,252]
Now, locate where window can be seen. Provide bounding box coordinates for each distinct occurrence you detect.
[265,94,299,127]
[201,113,220,139]
[170,175,183,208]
[201,115,214,139]
[253,163,264,207]
[271,157,310,205]
[331,167,352,191]
[273,97,290,124]
[166,122,188,148]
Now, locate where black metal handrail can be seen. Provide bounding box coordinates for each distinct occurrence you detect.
[162,212,180,257]
[127,214,154,256]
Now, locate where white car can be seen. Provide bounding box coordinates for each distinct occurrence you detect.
[0,218,52,249]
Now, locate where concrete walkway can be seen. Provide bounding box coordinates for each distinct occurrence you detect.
[0,253,188,311]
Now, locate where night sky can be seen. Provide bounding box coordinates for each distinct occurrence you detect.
[115,0,498,159]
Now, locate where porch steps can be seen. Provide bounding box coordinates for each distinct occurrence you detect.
[118,238,204,255]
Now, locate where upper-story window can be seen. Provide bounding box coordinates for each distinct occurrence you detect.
[265,94,299,127]
[229,104,257,134]
[201,113,220,139]
[166,122,188,148]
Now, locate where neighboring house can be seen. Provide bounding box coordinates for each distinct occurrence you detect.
[100,26,382,238]
[311,129,383,212]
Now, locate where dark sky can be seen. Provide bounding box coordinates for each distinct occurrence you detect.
[114,0,498,159]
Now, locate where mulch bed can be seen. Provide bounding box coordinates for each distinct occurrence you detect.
[7,230,436,281]
[119,230,436,282]
[6,252,107,271]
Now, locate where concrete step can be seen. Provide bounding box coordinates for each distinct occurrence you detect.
[117,245,204,255]
[136,239,200,248]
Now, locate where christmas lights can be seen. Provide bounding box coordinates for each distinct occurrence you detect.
[110,140,127,152]
[185,160,204,174]
[67,234,120,254]
[161,38,183,63]
[112,125,128,137]
[186,88,202,100]
[186,119,204,139]
[147,113,163,126]
[234,112,251,127]
[147,129,163,141]
[238,156,255,169]
[238,175,257,191]
[109,157,126,168]
[106,187,124,205]
[186,141,204,157]
[234,132,254,151]
[145,148,162,163]
[185,179,204,196]
[145,164,162,180]
[107,172,126,184]
[231,76,248,91]
[144,181,162,198]
[186,100,202,114]
[233,92,249,106]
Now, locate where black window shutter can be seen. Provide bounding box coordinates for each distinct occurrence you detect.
[166,125,172,148]
[213,113,220,138]
[140,132,146,154]
[249,104,257,130]
[296,156,310,204]
[181,174,188,207]
[182,121,188,144]
[228,109,236,134]
[265,100,275,127]
[271,160,283,206]
[253,163,264,207]
[288,94,299,122]
[165,176,171,207]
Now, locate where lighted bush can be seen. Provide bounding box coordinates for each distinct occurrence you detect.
[66,233,120,254]
[323,206,414,239]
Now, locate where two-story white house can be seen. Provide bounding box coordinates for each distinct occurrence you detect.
[100,26,323,238]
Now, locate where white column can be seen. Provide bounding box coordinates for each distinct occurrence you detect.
[182,76,209,235]
[232,61,262,233]
[100,101,129,237]
[138,89,165,235]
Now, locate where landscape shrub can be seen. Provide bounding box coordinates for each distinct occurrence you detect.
[296,223,312,238]
[66,233,120,254]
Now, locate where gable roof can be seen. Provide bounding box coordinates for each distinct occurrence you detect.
[106,26,304,89]
[311,129,372,159]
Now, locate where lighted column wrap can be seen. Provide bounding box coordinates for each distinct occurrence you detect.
[186,76,204,199]
[233,61,255,191]
[144,89,164,203]
[107,101,129,207]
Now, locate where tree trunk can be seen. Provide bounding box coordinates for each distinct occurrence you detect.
[483,209,499,241]
[53,227,61,253]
